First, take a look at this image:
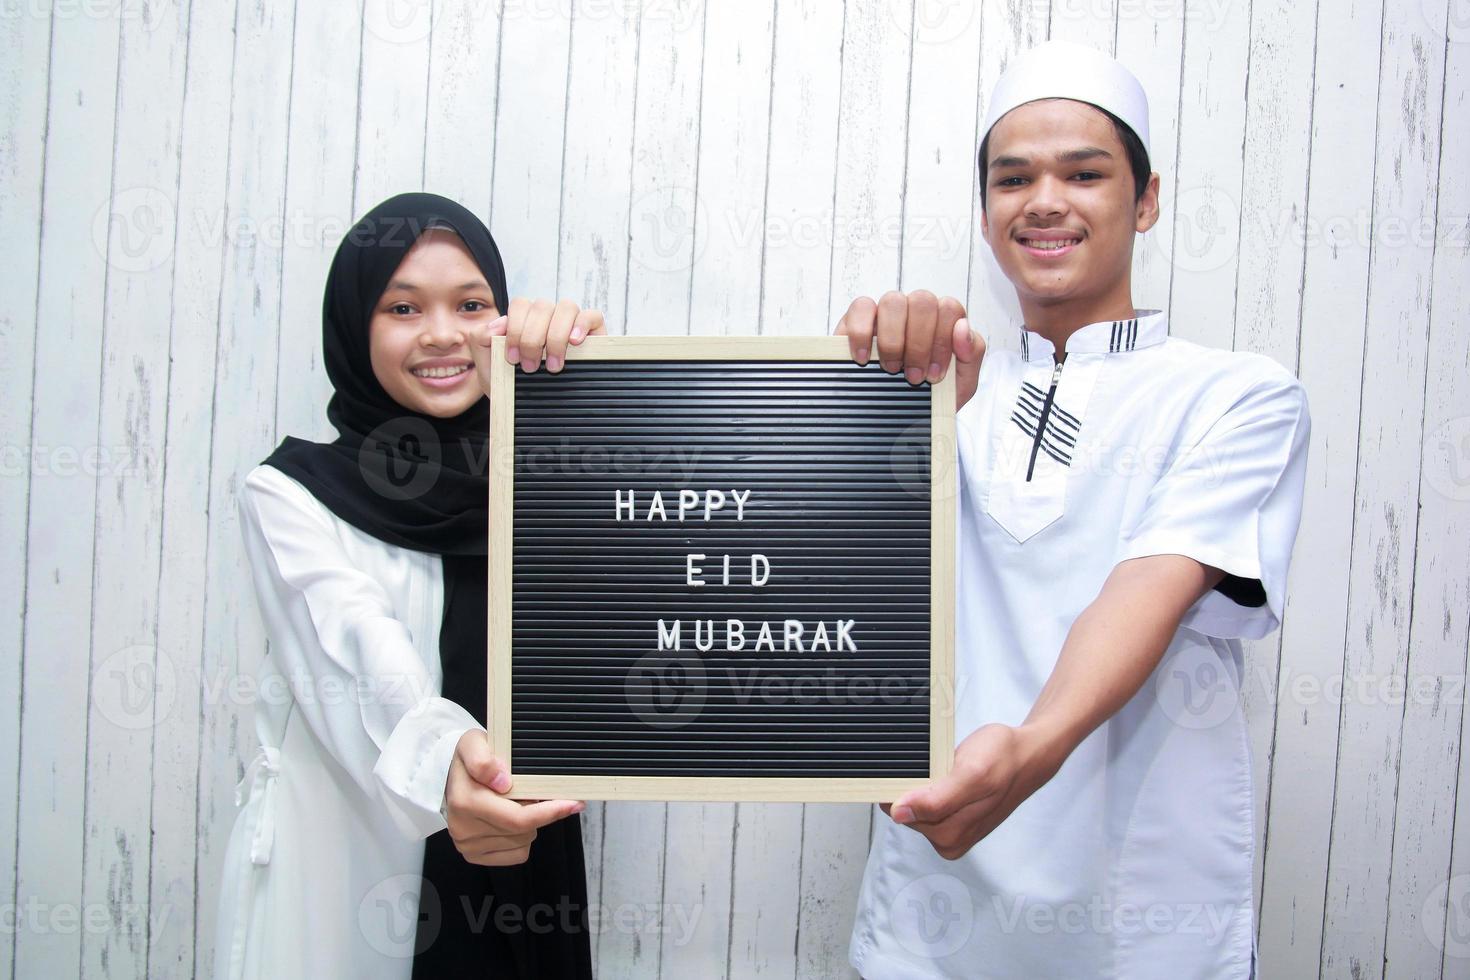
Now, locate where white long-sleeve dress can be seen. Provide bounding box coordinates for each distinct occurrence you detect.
[213,463,481,980]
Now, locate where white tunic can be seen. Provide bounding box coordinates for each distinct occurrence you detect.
[213,464,481,980]
[849,311,1310,979]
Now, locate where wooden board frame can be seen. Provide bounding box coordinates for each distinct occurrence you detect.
[487,335,955,802]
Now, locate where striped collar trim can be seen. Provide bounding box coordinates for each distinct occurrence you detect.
[1019,309,1168,361]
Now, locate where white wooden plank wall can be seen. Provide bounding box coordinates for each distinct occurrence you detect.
[2,1,1466,977]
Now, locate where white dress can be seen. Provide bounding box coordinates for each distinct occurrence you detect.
[213,464,481,980]
[849,311,1310,979]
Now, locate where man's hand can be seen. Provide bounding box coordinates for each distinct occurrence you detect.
[882,723,1063,860]
[443,729,584,867]
[835,290,985,410]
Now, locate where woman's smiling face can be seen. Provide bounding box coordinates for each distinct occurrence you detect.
[368,227,500,418]
[980,98,1159,315]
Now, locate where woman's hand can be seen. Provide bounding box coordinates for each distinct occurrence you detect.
[442,729,584,867]
[469,298,606,396]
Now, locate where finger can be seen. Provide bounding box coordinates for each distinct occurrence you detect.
[517,299,554,374]
[952,317,986,411]
[571,308,605,343]
[487,313,510,337]
[874,291,908,373]
[542,299,580,373]
[837,296,878,365]
[928,297,964,383]
[889,770,986,826]
[504,297,531,365]
[901,290,938,385]
[456,732,513,795]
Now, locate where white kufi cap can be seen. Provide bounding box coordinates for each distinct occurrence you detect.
[980,40,1150,156]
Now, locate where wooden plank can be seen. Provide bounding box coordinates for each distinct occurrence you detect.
[1383,8,1469,975]
[622,0,706,336]
[146,1,239,974]
[0,3,52,973]
[488,337,515,764]
[191,0,297,969]
[556,0,639,330]
[1255,2,1384,976]
[488,0,571,299]
[1229,0,1319,938]
[509,776,937,804]
[78,4,191,977]
[273,0,361,445]
[11,5,121,976]
[686,0,774,336]
[795,803,867,980]
[759,0,841,338]
[727,803,803,979]
[825,0,913,325]
[897,0,982,300]
[1165,0,1252,351]
[1320,4,1448,976]
[423,0,502,215]
[354,0,430,213]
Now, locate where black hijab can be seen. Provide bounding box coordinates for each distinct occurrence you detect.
[262,193,591,978]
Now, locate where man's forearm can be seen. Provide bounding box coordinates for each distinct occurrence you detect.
[1018,554,1227,772]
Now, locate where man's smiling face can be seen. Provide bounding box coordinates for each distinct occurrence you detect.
[980,98,1159,316]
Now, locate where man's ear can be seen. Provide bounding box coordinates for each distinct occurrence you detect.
[980,205,989,238]
[1135,172,1161,233]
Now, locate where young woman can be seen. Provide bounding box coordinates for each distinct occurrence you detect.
[214,192,602,979]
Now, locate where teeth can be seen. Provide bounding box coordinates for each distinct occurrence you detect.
[412,364,470,379]
[1025,238,1080,250]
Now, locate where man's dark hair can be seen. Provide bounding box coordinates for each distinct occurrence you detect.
[976,104,1151,211]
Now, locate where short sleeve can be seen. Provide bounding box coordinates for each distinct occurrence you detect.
[1118,372,1311,640]
[238,465,480,840]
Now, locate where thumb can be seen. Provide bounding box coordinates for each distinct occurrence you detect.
[485,314,509,341]
[890,774,968,826]
[458,731,513,794]
[952,317,985,410]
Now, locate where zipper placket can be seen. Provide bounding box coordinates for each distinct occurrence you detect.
[1025,360,1064,482]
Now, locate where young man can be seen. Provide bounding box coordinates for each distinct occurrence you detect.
[837,41,1309,978]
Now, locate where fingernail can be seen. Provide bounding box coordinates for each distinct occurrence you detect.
[571,326,584,342]
[491,772,511,793]
[892,805,914,824]
[857,347,870,364]
[522,358,538,374]
[506,345,519,364]
[882,360,899,374]
[928,361,943,382]
[905,367,924,385]
[491,314,508,330]
[571,802,586,814]
[546,355,563,373]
